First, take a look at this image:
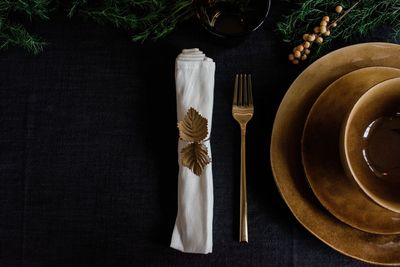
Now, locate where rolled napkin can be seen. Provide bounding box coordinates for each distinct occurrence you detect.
[170,48,215,254]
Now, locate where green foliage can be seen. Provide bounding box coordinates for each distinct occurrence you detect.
[71,0,193,42]
[277,0,400,59]
[0,0,51,54]
[4,0,399,55]
[0,0,51,20]
[0,22,47,54]
[0,0,193,54]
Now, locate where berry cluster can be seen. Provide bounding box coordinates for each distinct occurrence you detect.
[288,5,344,64]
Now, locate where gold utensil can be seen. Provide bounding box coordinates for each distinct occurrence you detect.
[232,74,253,243]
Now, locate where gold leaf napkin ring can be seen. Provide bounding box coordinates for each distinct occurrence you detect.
[177,107,210,176]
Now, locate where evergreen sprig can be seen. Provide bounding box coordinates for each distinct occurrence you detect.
[0,0,193,54]
[2,0,399,55]
[277,0,400,60]
[0,21,47,54]
[71,0,193,42]
[0,0,51,54]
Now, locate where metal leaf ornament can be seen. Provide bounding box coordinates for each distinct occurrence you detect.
[178,107,208,142]
[181,143,211,176]
[178,107,210,176]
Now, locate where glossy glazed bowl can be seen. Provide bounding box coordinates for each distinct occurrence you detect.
[301,67,400,234]
[194,0,271,38]
[341,77,400,213]
[270,42,400,265]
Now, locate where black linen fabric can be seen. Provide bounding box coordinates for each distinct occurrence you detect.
[0,5,389,266]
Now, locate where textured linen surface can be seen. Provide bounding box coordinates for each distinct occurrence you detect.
[0,5,384,266]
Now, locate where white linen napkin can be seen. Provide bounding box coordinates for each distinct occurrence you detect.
[170,48,215,254]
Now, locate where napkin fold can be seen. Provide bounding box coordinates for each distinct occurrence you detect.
[170,48,215,254]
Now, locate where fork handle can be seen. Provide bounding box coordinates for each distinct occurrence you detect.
[240,128,248,243]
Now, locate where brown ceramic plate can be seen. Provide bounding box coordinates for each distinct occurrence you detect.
[271,43,400,265]
[302,67,400,234]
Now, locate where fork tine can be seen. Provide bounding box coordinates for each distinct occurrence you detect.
[248,74,253,106]
[239,74,243,106]
[243,74,248,106]
[233,74,238,105]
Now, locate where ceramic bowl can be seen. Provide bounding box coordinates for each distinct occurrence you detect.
[342,77,400,213]
[271,42,400,265]
[194,0,271,38]
[301,67,400,234]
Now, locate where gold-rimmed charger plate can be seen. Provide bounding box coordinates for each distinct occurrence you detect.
[271,43,400,265]
[302,67,400,234]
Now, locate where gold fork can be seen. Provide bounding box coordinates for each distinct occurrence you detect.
[232,74,254,243]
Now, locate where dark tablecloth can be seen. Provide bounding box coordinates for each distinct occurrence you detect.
[0,2,394,266]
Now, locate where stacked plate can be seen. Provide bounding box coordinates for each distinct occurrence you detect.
[270,42,400,265]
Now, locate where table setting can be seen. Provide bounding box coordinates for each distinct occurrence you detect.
[0,0,400,266]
